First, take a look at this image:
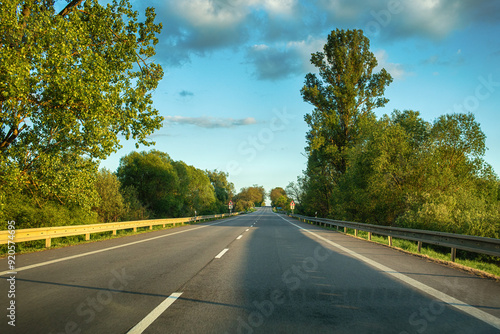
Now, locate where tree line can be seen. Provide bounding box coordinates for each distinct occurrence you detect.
[1,147,268,229]
[284,29,500,240]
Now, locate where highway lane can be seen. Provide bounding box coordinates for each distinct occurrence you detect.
[1,207,500,333]
[0,213,259,333]
[136,207,500,334]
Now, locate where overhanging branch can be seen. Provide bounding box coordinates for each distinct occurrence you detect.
[58,0,84,17]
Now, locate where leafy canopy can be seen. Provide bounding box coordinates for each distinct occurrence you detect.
[234,185,266,208]
[301,29,392,175]
[0,0,164,208]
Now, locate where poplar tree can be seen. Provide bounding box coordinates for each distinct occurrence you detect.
[301,29,392,176]
[300,29,392,215]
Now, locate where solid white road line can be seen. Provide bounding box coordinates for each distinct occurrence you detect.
[126,292,183,334]
[276,214,500,331]
[0,218,238,276]
[215,248,229,259]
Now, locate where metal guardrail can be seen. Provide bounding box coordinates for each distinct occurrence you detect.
[0,212,242,248]
[289,214,500,262]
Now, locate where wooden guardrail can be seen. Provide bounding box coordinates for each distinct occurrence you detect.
[0,212,242,248]
[288,213,500,262]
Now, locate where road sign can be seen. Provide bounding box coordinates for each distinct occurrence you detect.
[228,201,233,210]
[290,201,295,210]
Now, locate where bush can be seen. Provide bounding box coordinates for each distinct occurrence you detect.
[0,193,98,230]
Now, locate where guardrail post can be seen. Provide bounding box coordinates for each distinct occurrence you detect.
[344,227,347,233]
[368,232,372,241]
[388,236,393,247]
[133,227,137,232]
[149,225,153,230]
[45,238,51,248]
[417,241,422,253]
[113,230,117,236]
[451,248,457,262]
[85,233,90,241]
[354,229,358,237]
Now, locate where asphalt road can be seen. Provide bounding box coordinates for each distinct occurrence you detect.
[1,207,500,333]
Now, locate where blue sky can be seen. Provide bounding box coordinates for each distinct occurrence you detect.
[101,0,500,195]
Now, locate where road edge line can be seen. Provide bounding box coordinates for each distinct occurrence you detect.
[277,214,500,331]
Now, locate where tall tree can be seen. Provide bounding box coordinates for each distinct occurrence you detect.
[269,187,288,207]
[301,29,392,176]
[173,161,216,216]
[207,170,235,212]
[0,0,163,207]
[116,150,179,218]
[94,168,125,223]
[234,185,266,208]
[286,179,304,205]
[299,29,392,216]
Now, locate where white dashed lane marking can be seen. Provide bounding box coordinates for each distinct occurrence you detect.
[215,248,229,259]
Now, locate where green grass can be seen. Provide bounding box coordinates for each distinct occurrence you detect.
[322,225,500,278]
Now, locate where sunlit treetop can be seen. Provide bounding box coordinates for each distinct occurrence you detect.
[0,0,164,164]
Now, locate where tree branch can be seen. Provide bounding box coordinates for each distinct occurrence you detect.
[58,0,85,17]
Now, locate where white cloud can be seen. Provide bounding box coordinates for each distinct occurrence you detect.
[164,116,258,128]
[374,50,409,80]
[172,0,247,28]
[260,0,297,16]
[365,0,500,41]
[316,0,368,23]
[286,36,326,73]
[246,43,303,80]
[136,0,499,77]
[245,36,326,80]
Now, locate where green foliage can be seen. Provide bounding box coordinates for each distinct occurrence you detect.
[116,150,220,218]
[299,150,336,215]
[300,29,392,217]
[119,185,150,221]
[300,108,500,238]
[0,0,164,229]
[0,152,100,228]
[234,185,266,208]
[0,0,163,160]
[207,169,235,212]
[285,180,303,205]
[94,168,125,222]
[234,200,254,212]
[172,161,216,215]
[301,28,392,176]
[116,150,179,217]
[269,187,290,208]
[298,29,499,239]
[0,193,98,230]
